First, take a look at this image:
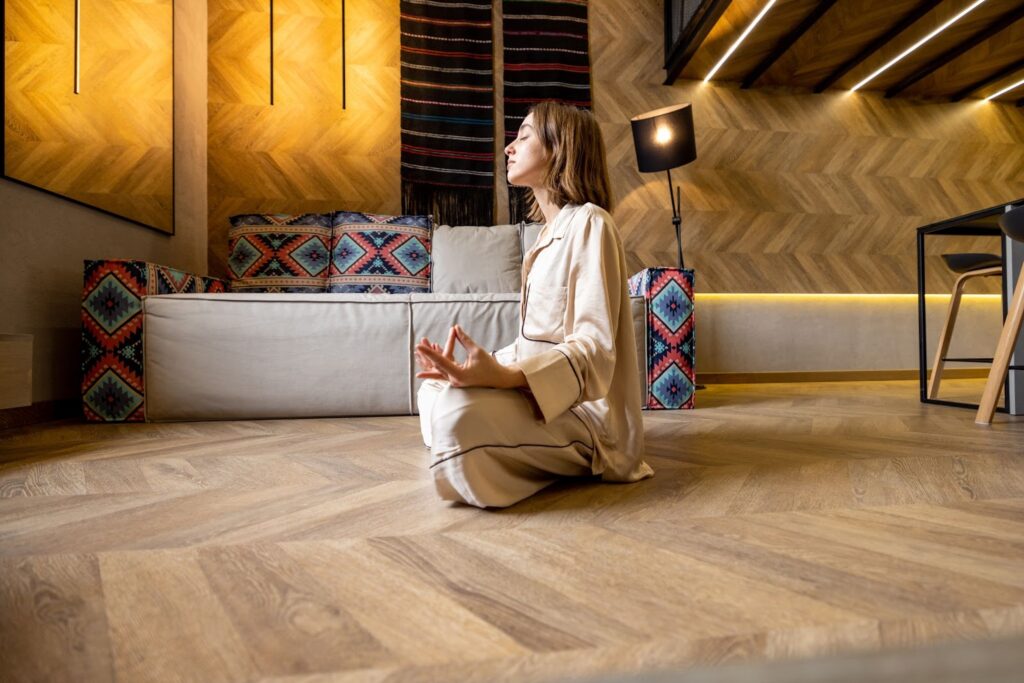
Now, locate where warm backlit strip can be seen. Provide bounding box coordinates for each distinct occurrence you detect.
[704,0,777,83]
[984,76,1024,102]
[851,0,987,92]
[695,293,1001,301]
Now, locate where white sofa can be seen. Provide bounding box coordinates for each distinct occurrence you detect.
[135,223,650,421]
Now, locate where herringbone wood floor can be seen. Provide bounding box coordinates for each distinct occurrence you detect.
[1,380,1023,682]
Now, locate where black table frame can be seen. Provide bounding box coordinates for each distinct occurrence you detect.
[917,202,1022,411]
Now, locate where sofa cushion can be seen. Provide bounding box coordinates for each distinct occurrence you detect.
[227,214,332,292]
[409,292,521,412]
[431,224,522,293]
[328,212,432,293]
[520,221,543,255]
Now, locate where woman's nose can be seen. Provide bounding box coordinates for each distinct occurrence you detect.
[504,142,514,156]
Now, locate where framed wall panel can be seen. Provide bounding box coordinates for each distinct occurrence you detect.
[3,0,174,234]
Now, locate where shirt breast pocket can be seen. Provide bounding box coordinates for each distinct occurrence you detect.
[522,282,567,344]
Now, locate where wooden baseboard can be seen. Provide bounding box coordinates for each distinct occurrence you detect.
[0,399,80,432]
[698,368,991,384]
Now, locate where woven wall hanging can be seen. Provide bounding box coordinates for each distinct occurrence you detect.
[502,0,592,223]
[400,0,496,226]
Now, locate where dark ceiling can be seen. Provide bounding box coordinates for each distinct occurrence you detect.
[667,0,1024,105]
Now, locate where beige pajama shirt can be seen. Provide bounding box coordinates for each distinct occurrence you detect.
[418,203,654,507]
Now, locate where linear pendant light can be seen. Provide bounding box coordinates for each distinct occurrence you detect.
[851,0,988,92]
[270,0,274,105]
[985,76,1024,102]
[342,0,346,109]
[704,0,777,83]
[74,0,81,93]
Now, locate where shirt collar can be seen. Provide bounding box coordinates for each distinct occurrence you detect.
[533,204,579,251]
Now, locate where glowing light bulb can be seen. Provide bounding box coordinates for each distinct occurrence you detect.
[655,126,673,144]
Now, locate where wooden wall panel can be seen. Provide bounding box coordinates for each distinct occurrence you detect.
[4,0,174,232]
[592,0,1024,294]
[207,0,400,278]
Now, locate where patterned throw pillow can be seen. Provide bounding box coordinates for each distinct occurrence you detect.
[227,214,333,292]
[328,212,432,293]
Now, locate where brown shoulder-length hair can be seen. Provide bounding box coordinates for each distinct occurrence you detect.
[525,101,613,221]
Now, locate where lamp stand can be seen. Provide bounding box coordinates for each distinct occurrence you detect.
[666,168,684,269]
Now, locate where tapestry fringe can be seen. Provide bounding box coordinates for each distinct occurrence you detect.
[403,181,494,227]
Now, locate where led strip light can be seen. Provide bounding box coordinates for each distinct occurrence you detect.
[851,0,988,92]
[704,0,778,83]
[984,76,1024,102]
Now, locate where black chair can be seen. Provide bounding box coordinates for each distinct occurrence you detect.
[977,205,1024,424]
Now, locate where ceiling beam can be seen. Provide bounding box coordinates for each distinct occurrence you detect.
[885,3,1024,98]
[664,0,733,86]
[950,56,1024,101]
[813,0,943,93]
[741,0,841,89]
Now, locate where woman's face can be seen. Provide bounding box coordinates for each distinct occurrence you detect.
[504,113,549,188]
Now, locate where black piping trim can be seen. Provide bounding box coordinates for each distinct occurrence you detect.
[430,439,595,469]
[552,346,583,404]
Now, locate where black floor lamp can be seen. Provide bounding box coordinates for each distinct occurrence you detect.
[630,103,698,269]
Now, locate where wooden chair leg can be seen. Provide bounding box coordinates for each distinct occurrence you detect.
[928,267,1001,399]
[976,271,1024,425]
[928,278,967,399]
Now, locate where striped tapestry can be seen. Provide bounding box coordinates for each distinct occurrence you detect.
[502,0,592,223]
[400,0,495,227]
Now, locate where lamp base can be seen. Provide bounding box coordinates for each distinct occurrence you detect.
[628,267,696,410]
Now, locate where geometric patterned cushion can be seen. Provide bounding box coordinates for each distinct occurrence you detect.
[227,213,333,292]
[81,260,228,422]
[327,212,432,294]
[628,267,695,410]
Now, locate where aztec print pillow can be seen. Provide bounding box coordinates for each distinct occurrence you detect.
[227,214,333,292]
[328,212,433,294]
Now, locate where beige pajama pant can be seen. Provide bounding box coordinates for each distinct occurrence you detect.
[417,379,595,508]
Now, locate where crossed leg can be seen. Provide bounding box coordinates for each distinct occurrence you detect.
[417,379,594,508]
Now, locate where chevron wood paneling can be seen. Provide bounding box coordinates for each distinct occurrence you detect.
[2,379,1024,680]
[3,0,174,233]
[207,0,401,278]
[594,0,1024,293]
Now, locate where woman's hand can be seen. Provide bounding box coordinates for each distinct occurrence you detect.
[415,325,527,390]
[414,327,457,379]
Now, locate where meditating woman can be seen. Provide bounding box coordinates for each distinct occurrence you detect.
[415,101,653,508]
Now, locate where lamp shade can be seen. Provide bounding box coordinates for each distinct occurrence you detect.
[630,103,697,173]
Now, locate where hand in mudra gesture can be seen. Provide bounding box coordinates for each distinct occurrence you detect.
[415,325,526,390]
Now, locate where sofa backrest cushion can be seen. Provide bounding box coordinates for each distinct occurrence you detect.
[328,212,433,294]
[431,224,522,293]
[227,214,333,292]
[520,222,543,256]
